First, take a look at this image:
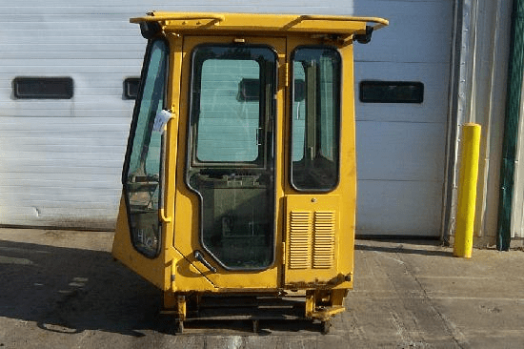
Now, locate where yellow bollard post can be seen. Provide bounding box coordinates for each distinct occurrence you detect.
[453,123,482,258]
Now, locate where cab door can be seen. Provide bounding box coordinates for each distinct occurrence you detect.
[283,37,356,288]
[173,36,286,290]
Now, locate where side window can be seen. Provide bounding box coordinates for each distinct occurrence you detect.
[123,39,168,257]
[290,46,341,191]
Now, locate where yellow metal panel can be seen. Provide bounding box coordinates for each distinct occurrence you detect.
[163,33,183,266]
[284,195,341,286]
[112,196,169,290]
[170,249,217,292]
[334,40,357,291]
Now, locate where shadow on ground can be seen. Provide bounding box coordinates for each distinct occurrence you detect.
[355,239,451,257]
[0,239,321,337]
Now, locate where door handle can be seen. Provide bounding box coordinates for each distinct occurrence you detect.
[194,250,217,273]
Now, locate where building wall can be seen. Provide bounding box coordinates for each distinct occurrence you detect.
[444,0,512,246]
[0,3,144,228]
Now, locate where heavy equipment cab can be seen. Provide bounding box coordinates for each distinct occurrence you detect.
[112,12,387,333]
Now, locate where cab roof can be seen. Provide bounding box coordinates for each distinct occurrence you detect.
[130,12,388,38]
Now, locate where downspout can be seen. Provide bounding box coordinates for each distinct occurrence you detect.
[498,0,524,251]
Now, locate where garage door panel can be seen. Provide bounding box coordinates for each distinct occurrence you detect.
[357,180,443,237]
[355,61,451,83]
[356,121,446,182]
[354,0,454,64]
[353,0,452,237]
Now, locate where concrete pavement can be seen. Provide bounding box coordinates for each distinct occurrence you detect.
[0,228,523,348]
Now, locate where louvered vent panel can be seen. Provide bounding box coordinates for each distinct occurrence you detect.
[313,211,336,269]
[288,211,312,269]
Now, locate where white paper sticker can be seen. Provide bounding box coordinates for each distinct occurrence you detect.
[153,109,173,133]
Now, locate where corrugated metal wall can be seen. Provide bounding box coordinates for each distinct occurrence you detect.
[0,3,145,228]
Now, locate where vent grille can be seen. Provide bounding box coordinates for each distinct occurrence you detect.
[313,211,336,269]
[288,210,336,270]
[288,211,312,269]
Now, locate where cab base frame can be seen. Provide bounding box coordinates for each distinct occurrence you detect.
[160,288,347,334]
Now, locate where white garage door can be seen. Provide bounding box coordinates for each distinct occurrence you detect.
[353,0,454,237]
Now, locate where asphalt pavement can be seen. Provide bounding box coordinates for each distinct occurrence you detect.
[0,228,523,348]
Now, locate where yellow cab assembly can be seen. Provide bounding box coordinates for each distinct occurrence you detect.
[112,12,388,334]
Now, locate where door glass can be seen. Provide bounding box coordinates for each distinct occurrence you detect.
[187,44,277,269]
[123,39,168,257]
[196,59,261,162]
[290,47,341,191]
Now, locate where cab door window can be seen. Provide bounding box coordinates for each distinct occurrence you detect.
[186,44,277,269]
